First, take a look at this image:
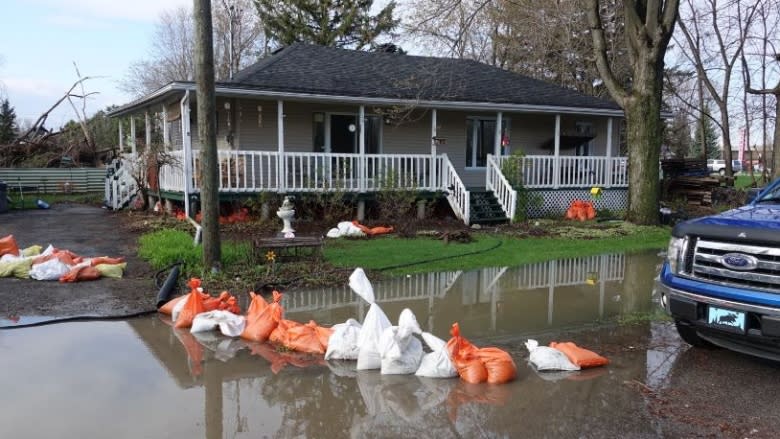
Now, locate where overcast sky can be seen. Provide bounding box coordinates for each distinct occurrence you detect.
[0,0,191,128]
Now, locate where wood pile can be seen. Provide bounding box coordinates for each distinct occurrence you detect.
[661,159,721,206]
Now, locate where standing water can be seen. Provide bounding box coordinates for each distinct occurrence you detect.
[1,250,683,438]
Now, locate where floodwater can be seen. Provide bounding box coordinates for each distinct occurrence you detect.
[1,251,690,438]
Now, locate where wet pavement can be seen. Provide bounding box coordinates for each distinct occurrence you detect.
[2,251,779,438]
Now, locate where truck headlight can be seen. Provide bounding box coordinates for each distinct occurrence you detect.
[666,237,685,274]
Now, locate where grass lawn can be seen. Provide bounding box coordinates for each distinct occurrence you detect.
[5,192,104,210]
[323,223,671,275]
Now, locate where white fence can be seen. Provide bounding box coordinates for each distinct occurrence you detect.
[486,155,517,222]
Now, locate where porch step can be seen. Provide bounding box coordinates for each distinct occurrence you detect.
[469,190,509,225]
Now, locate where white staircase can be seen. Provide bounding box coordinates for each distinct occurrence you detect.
[105,156,138,210]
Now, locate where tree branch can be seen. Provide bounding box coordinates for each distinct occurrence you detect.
[586,0,627,106]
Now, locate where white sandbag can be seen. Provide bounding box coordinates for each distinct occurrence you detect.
[191,310,246,337]
[171,296,188,322]
[29,258,72,281]
[415,332,458,378]
[41,245,55,257]
[352,268,392,370]
[525,339,580,371]
[325,318,363,360]
[379,308,423,375]
[326,228,342,238]
[338,221,365,237]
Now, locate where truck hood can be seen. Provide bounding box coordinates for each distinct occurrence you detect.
[673,205,780,244]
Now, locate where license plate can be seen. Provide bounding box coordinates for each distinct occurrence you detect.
[707,306,746,332]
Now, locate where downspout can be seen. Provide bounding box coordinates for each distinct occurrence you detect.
[180,90,202,245]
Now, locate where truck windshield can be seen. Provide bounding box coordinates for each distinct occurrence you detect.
[756,186,780,204]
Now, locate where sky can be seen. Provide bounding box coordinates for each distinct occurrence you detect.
[0,0,191,129]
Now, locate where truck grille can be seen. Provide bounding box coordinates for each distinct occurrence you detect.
[690,239,780,293]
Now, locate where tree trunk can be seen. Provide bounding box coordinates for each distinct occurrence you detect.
[719,101,734,184]
[194,0,222,271]
[624,89,663,225]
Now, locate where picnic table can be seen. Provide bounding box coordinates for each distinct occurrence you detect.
[252,235,324,261]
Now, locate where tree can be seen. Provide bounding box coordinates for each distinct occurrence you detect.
[0,98,17,144]
[675,0,759,181]
[586,0,680,225]
[691,104,719,159]
[121,0,265,97]
[255,0,399,50]
[664,111,693,158]
[194,0,221,272]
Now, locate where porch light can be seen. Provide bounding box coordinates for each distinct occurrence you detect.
[224,102,231,110]
[432,136,446,146]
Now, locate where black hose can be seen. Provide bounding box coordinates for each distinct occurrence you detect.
[156,262,182,308]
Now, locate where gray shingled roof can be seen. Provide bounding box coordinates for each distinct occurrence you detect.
[223,43,619,111]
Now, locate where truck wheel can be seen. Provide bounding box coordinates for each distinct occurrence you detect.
[675,320,714,348]
[718,169,725,176]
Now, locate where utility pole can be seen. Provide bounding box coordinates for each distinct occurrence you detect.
[194,0,221,272]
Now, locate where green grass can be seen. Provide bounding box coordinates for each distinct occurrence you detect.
[6,191,104,209]
[138,229,250,273]
[323,224,670,275]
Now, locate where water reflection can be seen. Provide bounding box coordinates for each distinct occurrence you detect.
[287,251,661,339]
[0,251,673,438]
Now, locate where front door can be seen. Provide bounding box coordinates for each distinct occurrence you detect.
[330,115,357,153]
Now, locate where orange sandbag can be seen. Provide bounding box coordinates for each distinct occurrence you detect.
[89,256,125,266]
[285,320,328,355]
[477,347,517,384]
[269,318,301,345]
[59,266,101,283]
[203,290,241,314]
[351,220,394,236]
[549,341,609,368]
[314,324,334,350]
[159,295,186,315]
[175,288,207,329]
[0,235,20,257]
[241,290,283,342]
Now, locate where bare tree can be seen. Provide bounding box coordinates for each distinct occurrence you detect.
[675,0,759,182]
[121,0,264,97]
[587,0,680,225]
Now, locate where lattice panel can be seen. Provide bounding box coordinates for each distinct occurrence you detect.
[524,189,628,218]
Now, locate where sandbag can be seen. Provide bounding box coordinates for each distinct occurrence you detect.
[190,310,246,337]
[525,339,580,371]
[0,258,32,278]
[326,221,366,238]
[549,341,609,368]
[286,320,330,355]
[416,332,458,378]
[21,245,43,257]
[446,323,516,384]
[379,308,423,375]
[241,290,283,342]
[269,318,300,345]
[0,235,20,257]
[89,256,125,266]
[351,268,392,370]
[59,265,101,283]
[29,258,72,281]
[202,290,241,314]
[95,262,127,279]
[325,318,362,360]
[174,287,207,328]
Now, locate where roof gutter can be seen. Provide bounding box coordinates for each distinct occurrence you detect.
[109,82,638,118]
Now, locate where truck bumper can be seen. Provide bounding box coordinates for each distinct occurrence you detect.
[656,279,780,361]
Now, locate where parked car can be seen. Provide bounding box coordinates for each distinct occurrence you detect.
[656,177,780,361]
[707,159,742,175]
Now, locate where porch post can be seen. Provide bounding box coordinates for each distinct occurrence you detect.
[183,93,193,217]
[430,109,437,190]
[277,100,285,192]
[181,91,193,218]
[118,119,124,152]
[145,110,152,148]
[494,111,503,157]
[553,114,561,189]
[359,105,366,192]
[130,116,137,156]
[605,117,614,188]
[162,104,170,149]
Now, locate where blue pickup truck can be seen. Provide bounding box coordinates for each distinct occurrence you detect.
[657,178,780,361]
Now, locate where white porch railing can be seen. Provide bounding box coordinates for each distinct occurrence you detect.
[160,150,445,194]
[105,154,139,210]
[496,155,628,189]
[486,154,517,222]
[441,153,470,225]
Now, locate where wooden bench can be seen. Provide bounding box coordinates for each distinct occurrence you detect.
[252,235,324,261]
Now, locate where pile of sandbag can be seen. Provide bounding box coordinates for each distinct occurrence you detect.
[326,221,395,238]
[0,234,126,282]
[565,200,596,221]
[159,278,244,335]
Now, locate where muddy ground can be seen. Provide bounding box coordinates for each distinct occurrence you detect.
[0,204,156,317]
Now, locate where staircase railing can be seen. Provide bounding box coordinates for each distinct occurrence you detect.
[440,154,470,225]
[486,154,517,222]
[105,155,138,210]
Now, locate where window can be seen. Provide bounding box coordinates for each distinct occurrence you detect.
[313,113,325,152]
[466,117,509,168]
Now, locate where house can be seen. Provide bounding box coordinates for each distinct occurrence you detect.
[107,43,628,224]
